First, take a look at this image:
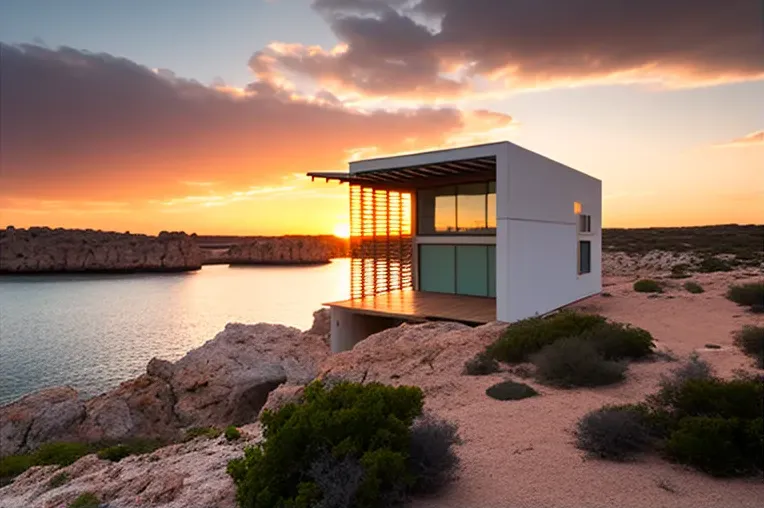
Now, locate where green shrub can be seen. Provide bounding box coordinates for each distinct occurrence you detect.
[407,415,461,495]
[227,380,446,508]
[658,377,763,421]
[463,351,499,375]
[34,442,91,467]
[726,282,764,311]
[696,257,734,273]
[0,455,34,485]
[485,380,538,401]
[733,325,764,368]
[633,279,663,293]
[575,405,652,460]
[225,426,242,441]
[578,322,655,360]
[669,264,692,279]
[665,416,763,477]
[48,471,70,489]
[68,492,100,508]
[96,439,163,462]
[683,281,704,294]
[184,426,222,441]
[531,338,626,388]
[487,311,606,363]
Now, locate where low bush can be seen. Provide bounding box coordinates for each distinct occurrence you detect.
[462,351,499,376]
[578,322,655,360]
[228,380,458,508]
[407,415,461,495]
[48,472,69,489]
[224,426,242,441]
[683,281,704,294]
[184,426,222,441]
[733,325,764,368]
[669,264,692,279]
[726,282,764,312]
[486,311,606,363]
[68,492,100,508]
[665,416,763,477]
[34,442,91,467]
[633,279,663,293]
[575,405,652,460]
[0,455,34,485]
[696,257,734,273]
[531,338,626,388]
[485,381,538,401]
[96,439,163,462]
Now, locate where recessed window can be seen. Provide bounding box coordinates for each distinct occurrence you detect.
[579,214,592,233]
[579,240,591,274]
[417,182,496,235]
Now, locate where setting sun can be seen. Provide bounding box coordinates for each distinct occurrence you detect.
[333,223,350,239]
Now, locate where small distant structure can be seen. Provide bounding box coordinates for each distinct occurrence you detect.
[308,141,602,352]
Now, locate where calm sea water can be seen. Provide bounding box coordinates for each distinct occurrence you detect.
[0,260,350,406]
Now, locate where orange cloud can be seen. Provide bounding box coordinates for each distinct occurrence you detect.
[716,130,764,148]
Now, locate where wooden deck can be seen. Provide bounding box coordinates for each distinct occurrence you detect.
[325,290,496,325]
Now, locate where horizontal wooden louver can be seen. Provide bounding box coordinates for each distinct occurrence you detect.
[349,184,412,298]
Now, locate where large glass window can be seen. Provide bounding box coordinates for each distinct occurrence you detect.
[417,182,496,235]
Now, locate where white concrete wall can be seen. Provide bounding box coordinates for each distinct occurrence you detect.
[330,307,399,352]
[496,143,602,322]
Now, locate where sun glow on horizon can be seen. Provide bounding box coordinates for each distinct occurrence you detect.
[333,223,350,239]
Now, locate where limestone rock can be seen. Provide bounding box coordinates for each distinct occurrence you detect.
[308,307,331,338]
[147,358,175,382]
[0,424,262,508]
[0,386,84,456]
[79,374,180,443]
[0,227,202,273]
[258,384,305,418]
[226,236,347,265]
[168,323,330,426]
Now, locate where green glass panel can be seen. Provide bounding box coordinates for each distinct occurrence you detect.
[487,245,496,297]
[456,245,488,296]
[419,245,456,293]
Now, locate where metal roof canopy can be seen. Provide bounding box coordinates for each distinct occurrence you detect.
[307,155,496,189]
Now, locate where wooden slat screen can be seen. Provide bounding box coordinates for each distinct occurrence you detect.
[349,184,412,298]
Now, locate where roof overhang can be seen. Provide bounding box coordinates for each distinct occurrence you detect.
[307,155,496,189]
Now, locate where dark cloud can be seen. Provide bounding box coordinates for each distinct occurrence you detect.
[0,43,467,202]
[251,0,764,98]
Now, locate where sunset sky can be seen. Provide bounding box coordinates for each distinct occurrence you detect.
[1,0,762,235]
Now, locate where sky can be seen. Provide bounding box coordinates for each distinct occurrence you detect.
[1,0,762,236]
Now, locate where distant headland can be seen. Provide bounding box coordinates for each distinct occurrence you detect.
[0,227,350,274]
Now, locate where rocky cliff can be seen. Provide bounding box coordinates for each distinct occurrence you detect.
[224,235,348,265]
[0,227,203,274]
[0,313,331,457]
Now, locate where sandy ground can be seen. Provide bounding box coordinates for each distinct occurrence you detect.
[413,271,764,508]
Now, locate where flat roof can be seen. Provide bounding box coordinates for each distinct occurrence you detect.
[308,155,496,187]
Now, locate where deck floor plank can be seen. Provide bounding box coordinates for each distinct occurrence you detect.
[325,290,496,324]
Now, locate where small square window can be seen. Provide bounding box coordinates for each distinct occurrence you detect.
[574,201,582,214]
[579,240,591,274]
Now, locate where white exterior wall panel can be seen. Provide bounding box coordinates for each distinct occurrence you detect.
[497,144,602,322]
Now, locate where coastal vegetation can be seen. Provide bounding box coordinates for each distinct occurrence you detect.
[726,282,764,313]
[462,351,499,375]
[733,325,764,368]
[633,279,663,293]
[683,281,704,294]
[227,380,459,508]
[576,357,763,477]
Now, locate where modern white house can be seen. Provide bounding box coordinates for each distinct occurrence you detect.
[308,141,602,352]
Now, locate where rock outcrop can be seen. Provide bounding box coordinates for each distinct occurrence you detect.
[602,250,699,276]
[225,236,348,265]
[0,227,203,273]
[0,424,261,508]
[0,318,331,456]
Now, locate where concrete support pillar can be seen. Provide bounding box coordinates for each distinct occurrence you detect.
[329,307,398,353]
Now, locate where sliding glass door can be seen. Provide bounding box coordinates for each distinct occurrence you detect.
[419,244,496,297]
